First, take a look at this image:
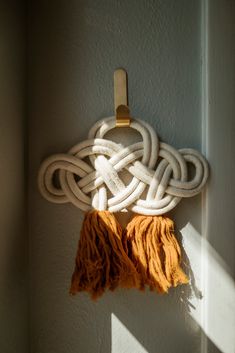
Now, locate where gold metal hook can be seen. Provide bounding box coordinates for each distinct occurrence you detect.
[114,69,131,127]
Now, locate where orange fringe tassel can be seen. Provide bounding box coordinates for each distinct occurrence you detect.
[70,210,139,299]
[124,215,189,293]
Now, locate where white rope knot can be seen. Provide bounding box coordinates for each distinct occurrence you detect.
[38,117,209,215]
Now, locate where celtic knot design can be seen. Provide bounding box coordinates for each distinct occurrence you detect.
[38,117,209,215]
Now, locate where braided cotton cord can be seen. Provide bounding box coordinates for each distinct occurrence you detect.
[38,117,209,215]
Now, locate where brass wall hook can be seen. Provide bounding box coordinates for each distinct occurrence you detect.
[114,69,131,127]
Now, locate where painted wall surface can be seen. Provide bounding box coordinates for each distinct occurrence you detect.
[203,1,235,352]
[28,1,206,352]
[0,2,28,353]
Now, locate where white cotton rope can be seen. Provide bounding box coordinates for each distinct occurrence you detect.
[38,117,209,215]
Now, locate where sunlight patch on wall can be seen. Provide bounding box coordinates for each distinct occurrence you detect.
[111,313,148,353]
[182,223,235,353]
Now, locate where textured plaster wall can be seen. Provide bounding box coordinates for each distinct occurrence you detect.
[28,1,203,352]
[0,2,28,353]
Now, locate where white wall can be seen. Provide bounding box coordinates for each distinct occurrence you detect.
[202,1,235,352]
[28,1,206,353]
[0,2,28,353]
[1,1,234,353]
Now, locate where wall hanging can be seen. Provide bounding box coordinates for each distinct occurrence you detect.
[38,69,209,300]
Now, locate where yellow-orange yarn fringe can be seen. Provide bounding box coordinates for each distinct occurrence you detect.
[124,214,189,293]
[70,211,188,299]
[70,211,139,300]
